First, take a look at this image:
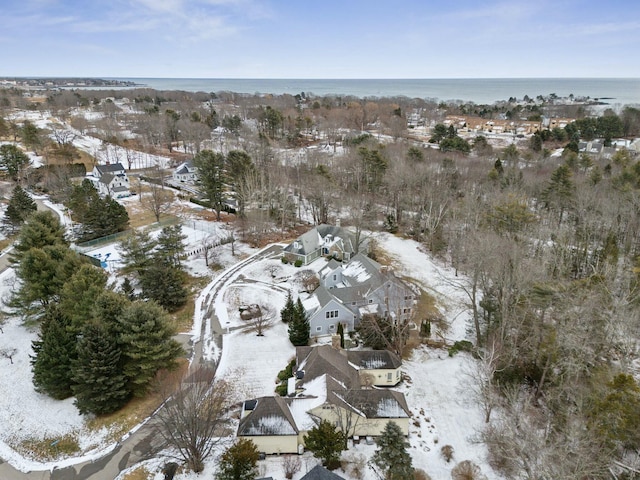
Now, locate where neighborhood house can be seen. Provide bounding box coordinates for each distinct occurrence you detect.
[91,162,130,198]
[282,224,364,266]
[237,345,410,455]
[303,252,416,338]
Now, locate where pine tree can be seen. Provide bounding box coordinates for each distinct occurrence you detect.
[217,438,260,480]
[117,300,183,397]
[0,144,30,180]
[280,291,295,323]
[141,264,187,312]
[304,420,346,469]
[288,298,309,346]
[2,185,37,234]
[59,264,108,334]
[371,421,414,480]
[10,245,85,317]
[10,210,67,264]
[71,321,130,415]
[31,306,76,399]
[156,224,187,268]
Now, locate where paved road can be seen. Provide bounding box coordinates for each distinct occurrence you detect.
[0,243,283,480]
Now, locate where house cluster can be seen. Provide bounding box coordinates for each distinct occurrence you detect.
[237,345,410,455]
[89,162,130,198]
[443,115,575,136]
[235,224,417,455]
[283,224,417,338]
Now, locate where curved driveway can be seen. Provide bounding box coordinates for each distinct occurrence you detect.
[0,243,283,479]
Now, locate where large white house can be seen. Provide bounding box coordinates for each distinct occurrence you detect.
[91,163,130,198]
[302,253,416,337]
[172,160,198,183]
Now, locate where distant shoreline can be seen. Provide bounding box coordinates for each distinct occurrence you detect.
[2,77,639,106]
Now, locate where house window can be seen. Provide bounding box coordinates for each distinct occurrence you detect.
[329,324,335,330]
[316,326,322,332]
[326,311,330,319]
[368,299,373,304]
[387,373,392,381]
[333,274,337,281]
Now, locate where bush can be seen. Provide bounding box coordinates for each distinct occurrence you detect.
[448,340,473,357]
[281,256,289,264]
[275,382,288,396]
[451,460,487,480]
[414,469,433,480]
[277,359,295,382]
[294,259,303,267]
[441,444,454,463]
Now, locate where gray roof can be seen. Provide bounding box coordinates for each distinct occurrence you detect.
[301,465,345,480]
[347,350,402,370]
[331,389,410,419]
[99,173,115,185]
[237,396,299,436]
[95,163,125,175]
[283,224,358,257]
[296,345,359,389]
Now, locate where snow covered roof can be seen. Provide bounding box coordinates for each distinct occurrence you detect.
[283,224,358,257]
[237,396,298,436]
[347,350,402,370]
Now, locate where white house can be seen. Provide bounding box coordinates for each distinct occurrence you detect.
[172,160,198,183]
[303,253,416,338]
[91,163,130,198]
[283,224,365,265]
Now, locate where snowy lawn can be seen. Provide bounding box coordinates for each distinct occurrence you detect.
[0,226,500,479]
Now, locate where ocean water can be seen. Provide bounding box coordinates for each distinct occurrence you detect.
[112,77,640,106]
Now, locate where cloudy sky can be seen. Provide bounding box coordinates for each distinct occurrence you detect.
[2,0,639,79]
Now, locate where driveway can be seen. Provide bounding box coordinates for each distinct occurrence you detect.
[0,242,283,479]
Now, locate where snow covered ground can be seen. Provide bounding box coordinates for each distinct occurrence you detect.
[0,224,499,479]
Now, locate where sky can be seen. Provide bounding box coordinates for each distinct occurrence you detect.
[2,0,640,79]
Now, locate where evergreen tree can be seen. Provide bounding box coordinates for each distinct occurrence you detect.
[0,143,30,180]
[11,210,67,264]
[72,321,130,415]
[2,185,37,234]
[304,420,346,469]
[59,264,108,334]
[155,224,187,268]
[80,195,129,241]
[117,300,183,397]
[92,290,130,330]
[119,230,155,278]
[21,120,43,154]
[371,421,414,480]
[30,306,76,399]
[140,264,188,312]
[194,149,227,221]
[10,245,85,317]
[217,438,260,480]
[288,298,309,346]
[280,291,295,324]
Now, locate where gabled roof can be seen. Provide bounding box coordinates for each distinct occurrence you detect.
[175,161,197,175]
[347,350,402,370]
[296,345,359,389]
[301,465,345,480]
[95,163,125,176]
[99,173,115,185]
[332,389,410,419]
[283,224,358,257]
[340,253,385,289]
[237,396,299,436]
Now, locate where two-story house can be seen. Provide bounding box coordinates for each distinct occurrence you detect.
[91,162,130,198]
[302,253,416,337]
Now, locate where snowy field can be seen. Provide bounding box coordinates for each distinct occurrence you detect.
[0,222,499,479]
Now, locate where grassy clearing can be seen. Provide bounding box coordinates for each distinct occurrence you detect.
[18,433,80,462]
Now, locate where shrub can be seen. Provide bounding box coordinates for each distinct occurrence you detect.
[451,460,487,480]
[414,469,433,480]
[282,455,301,479]
[294,259,303,267]
[441,444,454,463]
[275,382,288,396]
[281,256,289,264]
[448,340,473,357]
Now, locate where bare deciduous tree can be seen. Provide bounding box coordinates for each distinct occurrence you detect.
[156,368,238,473]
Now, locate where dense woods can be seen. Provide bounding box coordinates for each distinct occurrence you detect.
[2,84,640,477]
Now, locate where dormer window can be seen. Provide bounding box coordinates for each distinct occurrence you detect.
[293,241,300,250]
